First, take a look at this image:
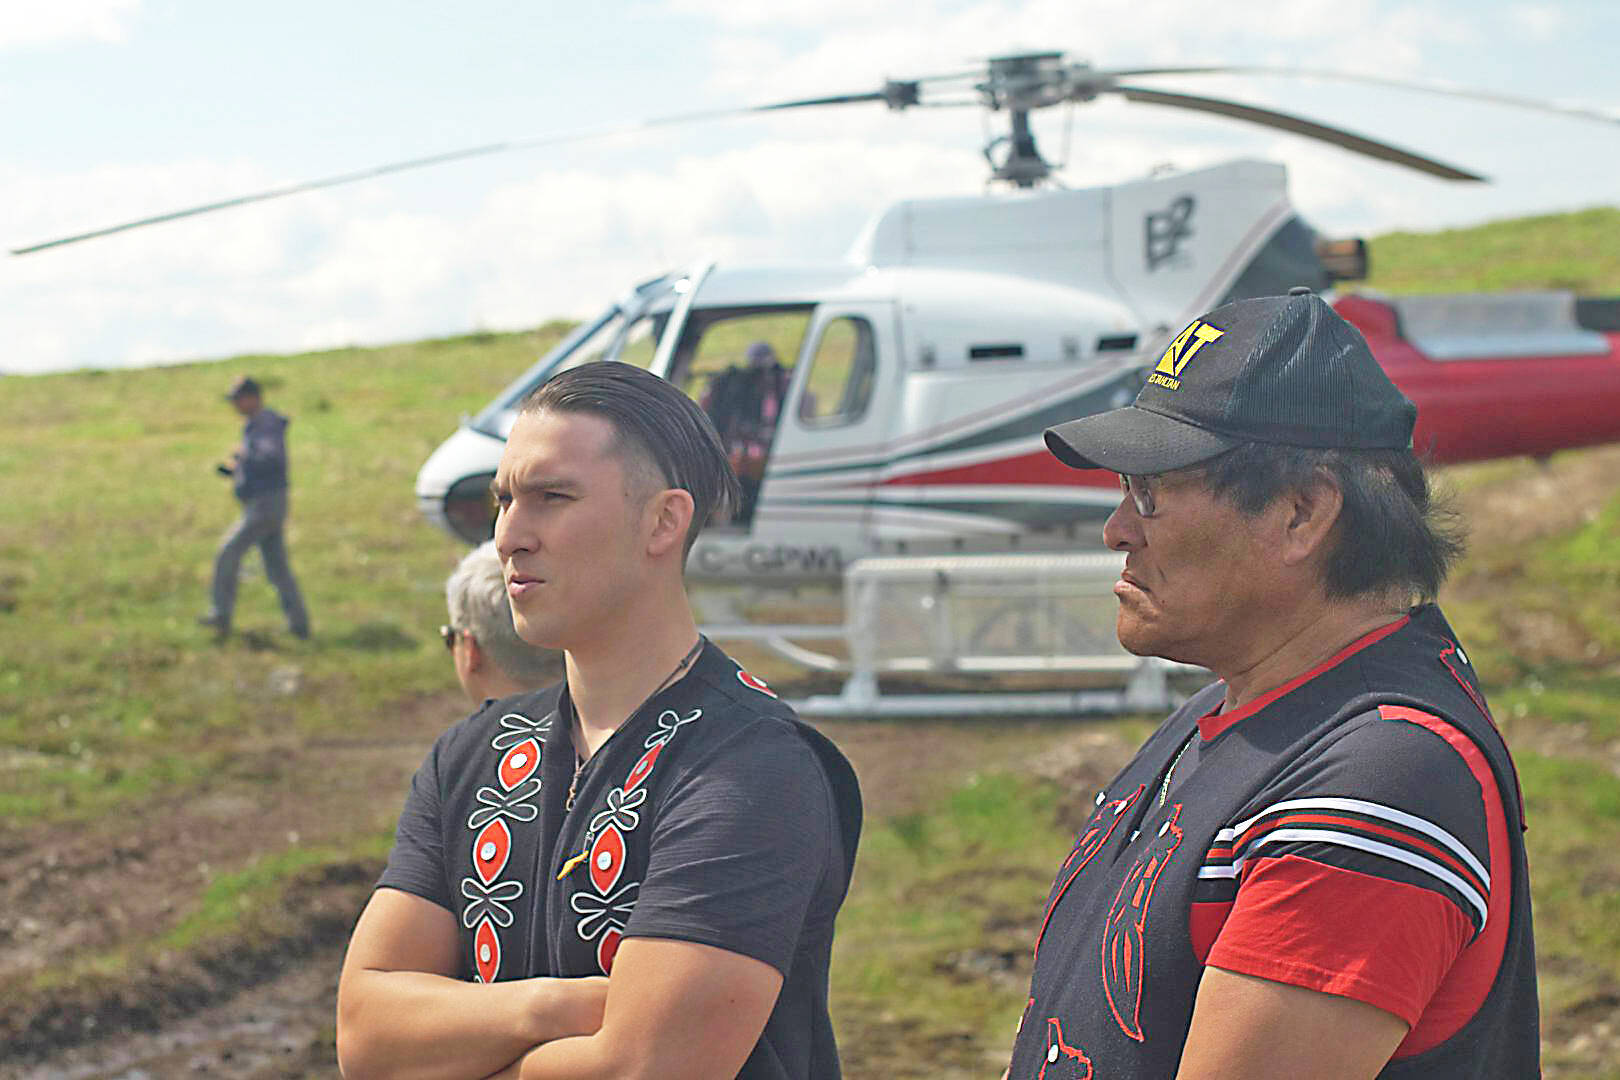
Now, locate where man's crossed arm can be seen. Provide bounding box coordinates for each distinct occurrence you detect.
[336,888,781,1080]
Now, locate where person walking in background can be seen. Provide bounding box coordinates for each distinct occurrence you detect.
[443,540,563,703]
[199,375,309,640]
[338,362,862,1080]
[1009,289,1538,1078]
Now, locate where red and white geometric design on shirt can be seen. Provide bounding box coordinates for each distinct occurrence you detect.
[498,737,541,789]
[570,707,702,974]
[474,918,502,984]
[460,711,550,983]
[737,669,777,698]
[589,824,627,894]
[471,819,512,885]
[570,879,639,974]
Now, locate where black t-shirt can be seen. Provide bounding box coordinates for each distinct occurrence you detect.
[378,640,862,1079]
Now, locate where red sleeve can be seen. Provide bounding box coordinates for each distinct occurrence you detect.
[1205,853,1472,1026]
[1199,705,1513,1056]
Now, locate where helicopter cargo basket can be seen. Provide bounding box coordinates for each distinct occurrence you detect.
[709,552,1202,718]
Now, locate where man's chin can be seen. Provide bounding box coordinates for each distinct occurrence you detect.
[1115,616,1185,663]
[512,614,565,652]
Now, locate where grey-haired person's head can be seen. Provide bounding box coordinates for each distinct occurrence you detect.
[446,540,562,688]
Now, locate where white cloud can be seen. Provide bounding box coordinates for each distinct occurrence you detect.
[0,0,141,50]
[1507,3,1565,41]
[4,0,1617,375]
[0,134,977,374]
[690,0,1465,103]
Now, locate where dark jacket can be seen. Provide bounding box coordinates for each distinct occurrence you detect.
[234,408,290,500]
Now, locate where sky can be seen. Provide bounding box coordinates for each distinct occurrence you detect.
[4,0,1618,375]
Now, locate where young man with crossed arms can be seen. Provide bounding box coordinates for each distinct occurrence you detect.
[339,363,862,1080]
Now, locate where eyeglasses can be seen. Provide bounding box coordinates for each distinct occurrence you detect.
[1118,474,1159,517]
[439,625,460,651]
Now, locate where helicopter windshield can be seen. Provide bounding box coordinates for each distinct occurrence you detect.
[468,274,678,436]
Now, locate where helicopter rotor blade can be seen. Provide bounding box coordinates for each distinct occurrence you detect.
[10,86,921,257]
[1109,84,1486,181]
[1101,64,1620,128]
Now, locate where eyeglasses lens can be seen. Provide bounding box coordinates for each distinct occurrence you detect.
[439,625,457,650]
[1119,475,1156,517]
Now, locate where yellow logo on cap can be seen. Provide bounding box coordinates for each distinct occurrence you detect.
[1146,319,1225,390]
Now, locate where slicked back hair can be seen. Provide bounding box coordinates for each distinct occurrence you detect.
[1198,443,1465,603]
[447,541,564,686]
[520,362,741,555]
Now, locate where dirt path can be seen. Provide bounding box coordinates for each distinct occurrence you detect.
[4,956,342,1080]
[0,700,1118,1078]
[0,687,465,1070]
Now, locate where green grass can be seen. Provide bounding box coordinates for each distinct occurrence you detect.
[0,327,569,823]
[159,837,394,952]
[1438,455,1620,746]
[1361,206,1620,295]
[832,771,1069,1073]
[1516,751,1620,1078]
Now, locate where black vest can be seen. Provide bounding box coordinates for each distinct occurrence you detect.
[1008,606,1538,1078]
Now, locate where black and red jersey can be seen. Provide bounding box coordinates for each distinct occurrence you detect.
[1009,604,1538,1078]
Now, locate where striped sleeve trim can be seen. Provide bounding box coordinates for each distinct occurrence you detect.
[1199,797,1490,932]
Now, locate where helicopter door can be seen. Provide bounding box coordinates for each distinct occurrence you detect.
[761,302,897,551]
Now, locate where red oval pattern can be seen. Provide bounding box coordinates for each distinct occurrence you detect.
[589,824,626,894]
[472,818,512,885]
[623,743,663,794]
[499,738,541,789]
[474,918,501,983]
[598,927,623,974]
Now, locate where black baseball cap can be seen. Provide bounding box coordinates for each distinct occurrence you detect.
[1045,288,1416,475]
[225,375,262,401]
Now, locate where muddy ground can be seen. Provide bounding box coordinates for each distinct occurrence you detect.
[0,692,1132,1080]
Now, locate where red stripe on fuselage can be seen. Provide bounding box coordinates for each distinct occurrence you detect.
[877,451,1116,490]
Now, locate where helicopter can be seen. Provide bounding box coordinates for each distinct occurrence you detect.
[17,54,1620,587]
[403,54,1620,582]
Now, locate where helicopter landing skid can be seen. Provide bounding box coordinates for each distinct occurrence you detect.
[698,554,1204,718]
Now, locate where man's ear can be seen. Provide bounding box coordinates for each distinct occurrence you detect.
[461,631,485,672]
[1277,469,1344,568]
[644,488,696,559]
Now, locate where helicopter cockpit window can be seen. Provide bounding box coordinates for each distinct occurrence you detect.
[559,309,663,372]
[670,306,813,527]
[799,316,876,427]
[470,306,667,435]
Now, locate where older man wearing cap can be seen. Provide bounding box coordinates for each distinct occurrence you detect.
[1006,289,1537,1078]
[199,375,309,640]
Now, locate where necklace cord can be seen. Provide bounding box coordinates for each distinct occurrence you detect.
[565,637,703,811]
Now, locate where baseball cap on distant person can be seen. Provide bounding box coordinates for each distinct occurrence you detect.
[225,375,262,401]
[1044,287,1417,475]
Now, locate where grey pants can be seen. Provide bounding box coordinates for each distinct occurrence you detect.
[209,489,309,635]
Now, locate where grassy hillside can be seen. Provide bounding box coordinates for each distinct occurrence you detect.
[3,207,1619,1078]
[1361,205,1620,295]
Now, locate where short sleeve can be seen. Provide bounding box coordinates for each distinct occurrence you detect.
[377,736,453,913]
[1203,708,1497,1026]
[623,721,841,975]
